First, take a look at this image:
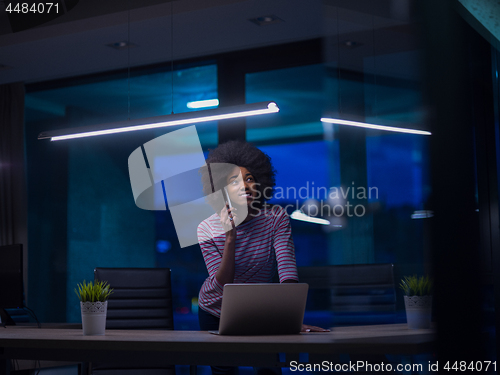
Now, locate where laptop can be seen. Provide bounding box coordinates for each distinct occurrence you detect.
[209,283,309,335]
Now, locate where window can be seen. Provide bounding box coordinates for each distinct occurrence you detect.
[25,64,218,323]
[246,62,429,319]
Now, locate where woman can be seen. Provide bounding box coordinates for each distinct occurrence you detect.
[197,141,327,375]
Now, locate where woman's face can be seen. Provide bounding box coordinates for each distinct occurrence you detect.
[226,166,258,208]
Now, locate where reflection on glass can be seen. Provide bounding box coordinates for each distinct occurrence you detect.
[246,62,429,328]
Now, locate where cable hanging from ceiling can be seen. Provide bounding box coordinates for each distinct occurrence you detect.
[320,8,430,136]
[39,0,280,141]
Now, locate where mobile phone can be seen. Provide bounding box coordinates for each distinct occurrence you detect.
[223,187,233,210]
[222,187,235,228]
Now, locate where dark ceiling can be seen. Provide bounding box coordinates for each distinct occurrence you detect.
[0,0,423,85]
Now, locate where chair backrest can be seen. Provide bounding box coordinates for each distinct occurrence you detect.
[94,268,174,330]
[298,263,396,313]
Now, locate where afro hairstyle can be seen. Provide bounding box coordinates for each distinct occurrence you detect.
[200,141,276,207]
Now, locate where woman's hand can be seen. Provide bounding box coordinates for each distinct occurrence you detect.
[220,203,237,238]
[301,324,330,333]
[215,203,237,286]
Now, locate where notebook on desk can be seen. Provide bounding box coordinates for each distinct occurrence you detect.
[209,283,309,335]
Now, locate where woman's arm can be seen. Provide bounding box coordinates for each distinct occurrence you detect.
[272,207,299,283]
[272,207,329,332]
[214,203,237,286]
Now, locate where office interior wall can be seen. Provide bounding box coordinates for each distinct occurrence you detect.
[245,62,429,314]
[23,40,431,324]
[24,64,218,322]
[19,14,500,360]
[0,83,28,301]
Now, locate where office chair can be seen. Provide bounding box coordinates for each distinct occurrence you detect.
[298,263,398,373]
[90,267,175,375]
[298,263,397,326]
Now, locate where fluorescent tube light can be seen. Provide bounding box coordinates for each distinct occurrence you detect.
[186,99,219,109]
[38,101,279,141]
[290,210,330,225]
[320,118,431,136]
[411,210,434,219]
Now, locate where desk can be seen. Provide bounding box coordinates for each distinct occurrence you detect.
[0,324,434,375]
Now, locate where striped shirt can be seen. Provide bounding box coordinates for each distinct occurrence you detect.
[197,205,298,317]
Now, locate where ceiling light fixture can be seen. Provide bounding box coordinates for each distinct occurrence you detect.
[324,10,430,137]
[38,0,281,142]
[186,99,219,109]
[249,14,283,26]
[290,210,330,225]
[320,118,431,135]
[38,101,279,141]
[106,41,136,50]
[411,210,434,219]
[342,40,362,49]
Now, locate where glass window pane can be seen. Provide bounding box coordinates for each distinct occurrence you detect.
[246,64,326,143]
[25,64,217,323]
[246,62,429,327]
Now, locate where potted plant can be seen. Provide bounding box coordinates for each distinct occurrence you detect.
[400,275,433,329]
[75,280,113,336]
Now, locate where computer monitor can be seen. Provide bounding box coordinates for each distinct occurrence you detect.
[0,244,24,325]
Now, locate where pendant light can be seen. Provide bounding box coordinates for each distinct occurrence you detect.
[38,101,279,141]
[38,2,280,142]
[320,118,431,136]
[321,10,430,136]
[290,210,331,225]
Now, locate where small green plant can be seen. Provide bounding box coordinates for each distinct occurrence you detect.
[400,275,432,297]
[75,280,113,302]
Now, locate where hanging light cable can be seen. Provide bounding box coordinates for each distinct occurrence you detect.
[321,9,430,136]
[127,0,131,121]
[170,0,174,115]
[371,14,378,123]
[38,2,280,142]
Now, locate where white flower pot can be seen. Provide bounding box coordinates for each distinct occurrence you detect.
[80,301,108,336]
[404,295,432,329]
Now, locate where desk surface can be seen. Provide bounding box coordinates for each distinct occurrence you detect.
[1,324,434,354]
[0,324,434,368]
